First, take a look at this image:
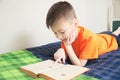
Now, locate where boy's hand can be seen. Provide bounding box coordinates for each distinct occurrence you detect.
[63,28,77,45]
[54,48,66,64]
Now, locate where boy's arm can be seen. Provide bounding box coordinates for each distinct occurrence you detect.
[54,48,67,63]
[65,45,88,66]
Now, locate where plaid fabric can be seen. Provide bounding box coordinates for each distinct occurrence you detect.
[85,47,120,80]
[0,50,98,80]
[0,50,43,80]
[27,41,120,80]
[27,41,61,60]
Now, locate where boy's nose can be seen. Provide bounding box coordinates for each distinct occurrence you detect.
[56,35,63,40]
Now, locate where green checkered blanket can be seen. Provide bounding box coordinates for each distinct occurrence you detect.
[0,50,98,80]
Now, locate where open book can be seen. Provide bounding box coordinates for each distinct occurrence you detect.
[20,59,90,80]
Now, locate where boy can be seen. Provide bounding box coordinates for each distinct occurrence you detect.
[46,1,120,66]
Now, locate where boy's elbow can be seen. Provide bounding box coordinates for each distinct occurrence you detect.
[77,59,88,67]
[76,63,86,67]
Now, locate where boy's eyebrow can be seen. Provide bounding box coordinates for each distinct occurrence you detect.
[57,30,65,33]
[53,28,65,31]
[52,30,65,34]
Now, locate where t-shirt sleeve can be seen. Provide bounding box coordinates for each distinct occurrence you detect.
[79,36,99,59]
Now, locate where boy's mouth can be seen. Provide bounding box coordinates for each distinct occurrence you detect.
[62,38,67,42]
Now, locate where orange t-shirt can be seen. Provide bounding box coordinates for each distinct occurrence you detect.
[61,26,118,59]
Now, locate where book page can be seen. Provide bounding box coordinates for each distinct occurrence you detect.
[39,64,90,80]
[20,60,63,74]
[20,59,90,79]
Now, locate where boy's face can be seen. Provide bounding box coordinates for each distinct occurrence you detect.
[51,18,78,41]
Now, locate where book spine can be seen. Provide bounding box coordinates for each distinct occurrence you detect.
[20,67,37,78]
[38,73,55,80]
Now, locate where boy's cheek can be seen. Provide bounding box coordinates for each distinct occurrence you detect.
[65,31,70,37]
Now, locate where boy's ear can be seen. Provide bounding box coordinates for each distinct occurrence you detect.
[73,19,78,27]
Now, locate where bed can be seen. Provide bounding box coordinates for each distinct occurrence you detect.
[0,41,120,80]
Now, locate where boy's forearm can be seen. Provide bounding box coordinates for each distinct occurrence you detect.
[65,45,87,66]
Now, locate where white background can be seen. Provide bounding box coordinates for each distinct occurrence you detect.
[0,0,112,53]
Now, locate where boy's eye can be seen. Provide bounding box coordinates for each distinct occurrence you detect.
[53,31,65,35]
[54,32,57,35]
[60,31,65,34]
[53,32,57,35]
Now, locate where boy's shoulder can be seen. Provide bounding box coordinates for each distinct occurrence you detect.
[78,26,86,32]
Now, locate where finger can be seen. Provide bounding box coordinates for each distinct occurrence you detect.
[62,57,66,64]
[70,29,74,40]
[70,29,75,42]
[55,56,62,63]
[55,59,61,63]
